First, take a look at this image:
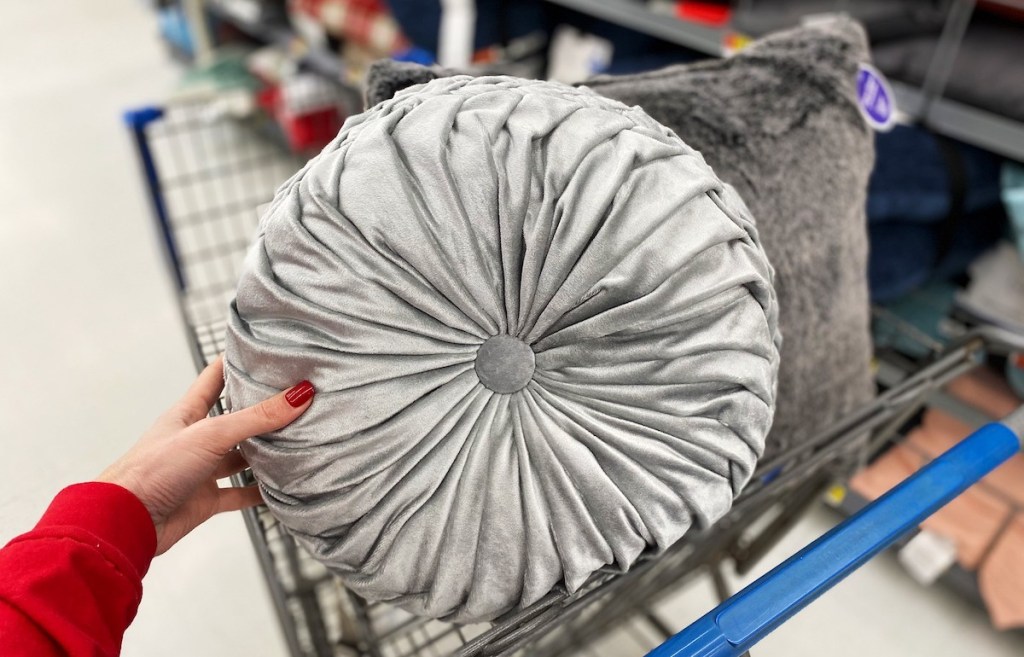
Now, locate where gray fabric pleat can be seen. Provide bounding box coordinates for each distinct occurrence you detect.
[225,77,781,622]
[364,16,876,463]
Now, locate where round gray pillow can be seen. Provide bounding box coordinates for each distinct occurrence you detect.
[224,76,781,623]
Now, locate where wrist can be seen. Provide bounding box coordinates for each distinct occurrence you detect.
[38,482,158,578]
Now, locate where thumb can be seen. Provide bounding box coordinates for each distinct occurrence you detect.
[186,380,315,454]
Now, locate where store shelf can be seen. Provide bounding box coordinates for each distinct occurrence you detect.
[546,0,728,56]
[543,0,1024,163]
[206,0,347,81]
[893,82,1024,163]
[199,0,1024,161]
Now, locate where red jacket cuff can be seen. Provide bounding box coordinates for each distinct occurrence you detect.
[34,483,157,579]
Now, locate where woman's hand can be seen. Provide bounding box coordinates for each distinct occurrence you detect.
[97,357,314,555]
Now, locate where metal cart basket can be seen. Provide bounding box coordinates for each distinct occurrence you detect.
[126,91,1024,657]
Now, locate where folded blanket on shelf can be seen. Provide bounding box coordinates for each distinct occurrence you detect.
[866,124,1005,301]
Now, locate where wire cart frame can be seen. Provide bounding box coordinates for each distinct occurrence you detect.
[126,91,1024,657]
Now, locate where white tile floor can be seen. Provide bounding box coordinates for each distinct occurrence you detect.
[0,2,1021,656]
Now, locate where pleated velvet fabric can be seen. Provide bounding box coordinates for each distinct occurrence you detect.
[224,76,781,622]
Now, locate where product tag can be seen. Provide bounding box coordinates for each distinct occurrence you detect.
[857,63,896,132]
[898,530,957,585]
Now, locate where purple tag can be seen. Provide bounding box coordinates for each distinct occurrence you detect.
[857,63,896,131]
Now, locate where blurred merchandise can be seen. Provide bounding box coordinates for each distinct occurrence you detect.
[897,530,958,586]
[157,2,198,57]
[867,125,1006,302]
[980,515,1024,630]
[215,0,284,24]
[851,375,1024,629]
[339,40,387,86]
[649,1,732,27]
[546,26,612,83]
[1003,162,1024,256]
[869,126,1004,223]
[956,242,1024,335]
[384,0,701,76]
[257,73,347,152]
[868,204,1005,302]
[246,43,299,82]
[386,0,546,58]
[978,0,1024,22]
[177,48,265,95]
[1010,353,1024,400]
[288,0,408,55]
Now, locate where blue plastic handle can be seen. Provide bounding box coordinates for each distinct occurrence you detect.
[648,420,1022,657]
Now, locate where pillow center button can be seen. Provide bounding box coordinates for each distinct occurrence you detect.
[475,335,536,394]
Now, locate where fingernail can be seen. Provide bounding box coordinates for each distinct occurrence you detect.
[285,381,315,408]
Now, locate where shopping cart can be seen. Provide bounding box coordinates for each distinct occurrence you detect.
[126,92,1024,657]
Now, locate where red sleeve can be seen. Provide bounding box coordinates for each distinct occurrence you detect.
[0,483,157,657]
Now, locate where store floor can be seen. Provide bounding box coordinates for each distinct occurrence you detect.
[0,2,1021,656]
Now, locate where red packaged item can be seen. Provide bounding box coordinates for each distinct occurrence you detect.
[258,75,346,153]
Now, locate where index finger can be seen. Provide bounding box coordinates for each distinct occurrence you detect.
[185,380,314,454]
[174,356,226,426]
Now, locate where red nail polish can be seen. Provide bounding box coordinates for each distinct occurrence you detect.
[285,381,315,407]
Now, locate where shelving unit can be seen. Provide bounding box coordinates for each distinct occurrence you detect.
[176,0,1024,162]
[543,0,1024,163]
[546,0,728,56]
[204,0,348,81]
[893,82,1024,163]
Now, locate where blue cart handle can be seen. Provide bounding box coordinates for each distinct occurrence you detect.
[648,407,1024,657]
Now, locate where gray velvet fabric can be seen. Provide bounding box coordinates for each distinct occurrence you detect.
[225,76,781,622]
[365,16,876,459]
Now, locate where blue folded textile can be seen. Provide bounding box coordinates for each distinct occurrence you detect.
[868,125,1002,223]
[869,205,1007,302]
[867,125,1006,301]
